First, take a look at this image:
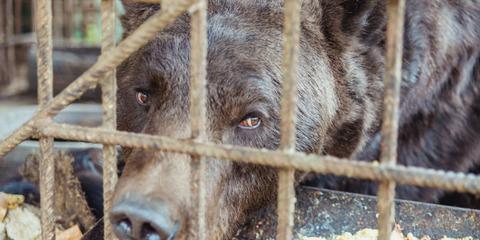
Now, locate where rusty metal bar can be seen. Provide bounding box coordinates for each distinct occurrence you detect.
[0,121,35,158]
[377,0,406,239]
[100,0,118,239]
[35,0,55,239]
[277,0,302,239]
[277,169,296,240]
[0,0,196,159]
[39,124,480,195]
[38,137,55,240]
[189,0,208,238]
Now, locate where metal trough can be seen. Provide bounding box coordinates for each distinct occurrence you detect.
[81,187,480,239]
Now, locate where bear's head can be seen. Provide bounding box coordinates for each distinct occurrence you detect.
[112,0,385,239]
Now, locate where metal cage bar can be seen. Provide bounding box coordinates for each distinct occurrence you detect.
[277,0,302,239]
[38,124,480,194]
[100,0,118,238]
[35,0,55,239]
[0,0,479,239]
[189,0,208,239]
[377,0,406,239]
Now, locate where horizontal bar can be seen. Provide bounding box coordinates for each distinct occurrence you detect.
[38,123,480,194]
[0,0,196,159]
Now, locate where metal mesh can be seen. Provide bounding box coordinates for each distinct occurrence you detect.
[0,0,479,239]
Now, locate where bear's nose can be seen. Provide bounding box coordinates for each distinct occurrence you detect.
[110,199,179,240]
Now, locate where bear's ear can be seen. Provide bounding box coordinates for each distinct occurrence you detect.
[340,0,385,36]
[120,0,161,34]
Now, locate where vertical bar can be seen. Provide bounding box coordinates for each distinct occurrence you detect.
[189,0,207,239]
[101,0,118,238]
[15,0,22,35]
[35,0,55,239]
[53,0,63,43]
[276,0,301,239]
[6,0,16,85]
[377,0,405,239]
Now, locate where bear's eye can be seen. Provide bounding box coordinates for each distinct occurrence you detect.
[136,91,149,106]
[239,116,262,129]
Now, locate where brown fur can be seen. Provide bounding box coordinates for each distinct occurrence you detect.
[114,0,480,239]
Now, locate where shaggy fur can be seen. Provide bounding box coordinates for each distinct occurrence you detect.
[113,0,480,239]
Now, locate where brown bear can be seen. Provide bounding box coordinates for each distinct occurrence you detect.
[111,0,480,239]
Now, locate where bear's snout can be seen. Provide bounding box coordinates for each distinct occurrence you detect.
[111,196,179,240]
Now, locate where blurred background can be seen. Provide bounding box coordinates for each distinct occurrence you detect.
[0,0,124,103]
[0,1,127,221]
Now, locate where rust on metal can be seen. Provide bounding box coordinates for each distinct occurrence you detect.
[35,0,55,239]
[38,123,480,194]
[277,0,302,239]
[35,0,54,108]
[377,0,406,239]
[100,0,118,239]
[188,0,208,238]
